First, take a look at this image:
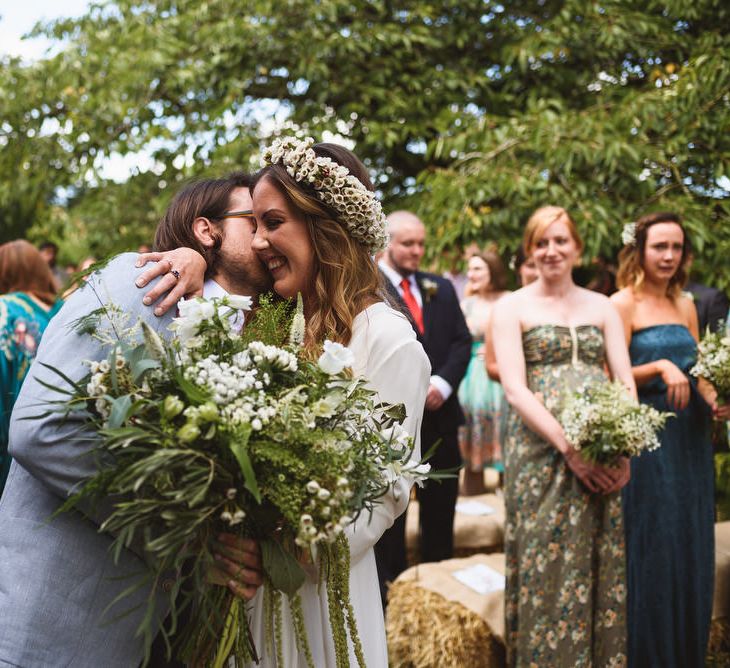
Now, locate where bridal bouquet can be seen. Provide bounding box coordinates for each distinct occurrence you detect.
[690,324,730,404]
[41,294,429,668]
[560,380,671,465]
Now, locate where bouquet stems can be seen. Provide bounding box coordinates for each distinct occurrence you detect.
[212,597,240,668]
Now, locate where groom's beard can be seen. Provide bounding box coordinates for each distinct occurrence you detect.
[215,251,273,297]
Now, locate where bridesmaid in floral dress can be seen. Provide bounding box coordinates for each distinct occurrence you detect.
[493,206,634,667]
[457,250,509,495]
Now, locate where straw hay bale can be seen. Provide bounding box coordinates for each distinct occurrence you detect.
[386,581,504,668]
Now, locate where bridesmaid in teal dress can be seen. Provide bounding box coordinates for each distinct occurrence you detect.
[0,240,61,491]
[458,250,509,495]
[494,206,635,667]
[612,212,730,668]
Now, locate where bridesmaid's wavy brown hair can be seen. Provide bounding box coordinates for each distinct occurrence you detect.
[251,143,384,352]
[616,211,691,300]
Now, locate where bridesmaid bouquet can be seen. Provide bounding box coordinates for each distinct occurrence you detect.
[38,294,430,668]
[690,324,730,403]
[560,380,672,464]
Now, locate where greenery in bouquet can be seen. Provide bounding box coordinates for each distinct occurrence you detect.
[690,324,730,404]
[38,293,430,668]
[560,380,672,465]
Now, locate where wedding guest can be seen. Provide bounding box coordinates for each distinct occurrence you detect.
[134,138,431,665]
[62,256,99,299]
[493,205,633,667]
[443,242,479,301]
[457,250,509,495]
[611,211,730,668]
[376,210,471,599]
[513,246,539,287]
[485,247,538,382]
[686,276,729,334]
[37,240,68,291]
[0,240,61,492]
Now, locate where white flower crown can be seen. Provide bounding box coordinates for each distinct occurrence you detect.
[261,136,389,254]
[621,222,637,246]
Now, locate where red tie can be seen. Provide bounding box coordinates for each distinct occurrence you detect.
[400,278,424,335]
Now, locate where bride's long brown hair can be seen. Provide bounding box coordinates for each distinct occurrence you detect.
[251,143,385,352]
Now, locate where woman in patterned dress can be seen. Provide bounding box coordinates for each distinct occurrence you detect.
[0,240,61,491]
[493,206,634,667]
[458,250,509,495]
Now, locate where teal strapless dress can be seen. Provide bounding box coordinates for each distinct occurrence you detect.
[457,297,505,471]
[624,324,714,668]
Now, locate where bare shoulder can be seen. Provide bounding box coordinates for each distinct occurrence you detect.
[609,287,635,315]
[494,286,528,312]
[677,292,697,322]
[577,286,610,306]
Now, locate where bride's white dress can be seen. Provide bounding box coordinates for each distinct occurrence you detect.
[246,301,430,666]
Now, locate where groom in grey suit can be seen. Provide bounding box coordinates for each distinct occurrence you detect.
[0,174,271,667]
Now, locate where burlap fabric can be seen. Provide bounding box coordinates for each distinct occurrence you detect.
[386,554,506,667]
[406,493,505,563]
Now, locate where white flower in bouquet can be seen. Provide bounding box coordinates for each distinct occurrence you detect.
[170,297,217,342]
[380,423,412,453]
[318,340,355,374]
[225,294,253,311]
[561,380,671,464]
[37,294,436,668]
[690,324,730,403]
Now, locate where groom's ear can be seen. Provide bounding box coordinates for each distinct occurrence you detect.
[192,217,216,248]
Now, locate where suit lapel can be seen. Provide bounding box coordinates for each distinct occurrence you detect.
[379,268,424,342]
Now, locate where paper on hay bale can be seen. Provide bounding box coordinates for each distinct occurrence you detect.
[394,553,506,643]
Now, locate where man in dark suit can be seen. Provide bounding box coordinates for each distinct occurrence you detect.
[686,280,729,334]
[375,210,471,603]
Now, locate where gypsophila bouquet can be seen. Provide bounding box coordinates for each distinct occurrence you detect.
[560,380,671,465]
[690,324,730,404]
[39,293,430,668]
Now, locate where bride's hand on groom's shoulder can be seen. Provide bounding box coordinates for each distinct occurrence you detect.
[134,247,207,316]
[209,533,264,600]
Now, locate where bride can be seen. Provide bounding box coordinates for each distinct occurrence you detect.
[137,137,430,665]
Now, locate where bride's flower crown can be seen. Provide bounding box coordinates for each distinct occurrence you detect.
[261,136,389,253]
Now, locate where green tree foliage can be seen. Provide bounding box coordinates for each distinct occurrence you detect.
[0,0,727,286]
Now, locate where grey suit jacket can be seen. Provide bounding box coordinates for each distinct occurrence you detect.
[0,253,175,668]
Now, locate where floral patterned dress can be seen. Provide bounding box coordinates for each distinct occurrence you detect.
[504,325,626,667]
[0,293,61,492]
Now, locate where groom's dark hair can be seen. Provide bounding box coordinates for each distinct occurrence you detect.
[154,172,253,272]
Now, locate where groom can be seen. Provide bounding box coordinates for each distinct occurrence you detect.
[0,174,271,667]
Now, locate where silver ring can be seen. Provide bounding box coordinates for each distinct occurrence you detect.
[170,269,181,280]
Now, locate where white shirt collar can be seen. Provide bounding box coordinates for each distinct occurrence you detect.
[378,260,422,306]
[379,259,415,288]
[202,278,227,300]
